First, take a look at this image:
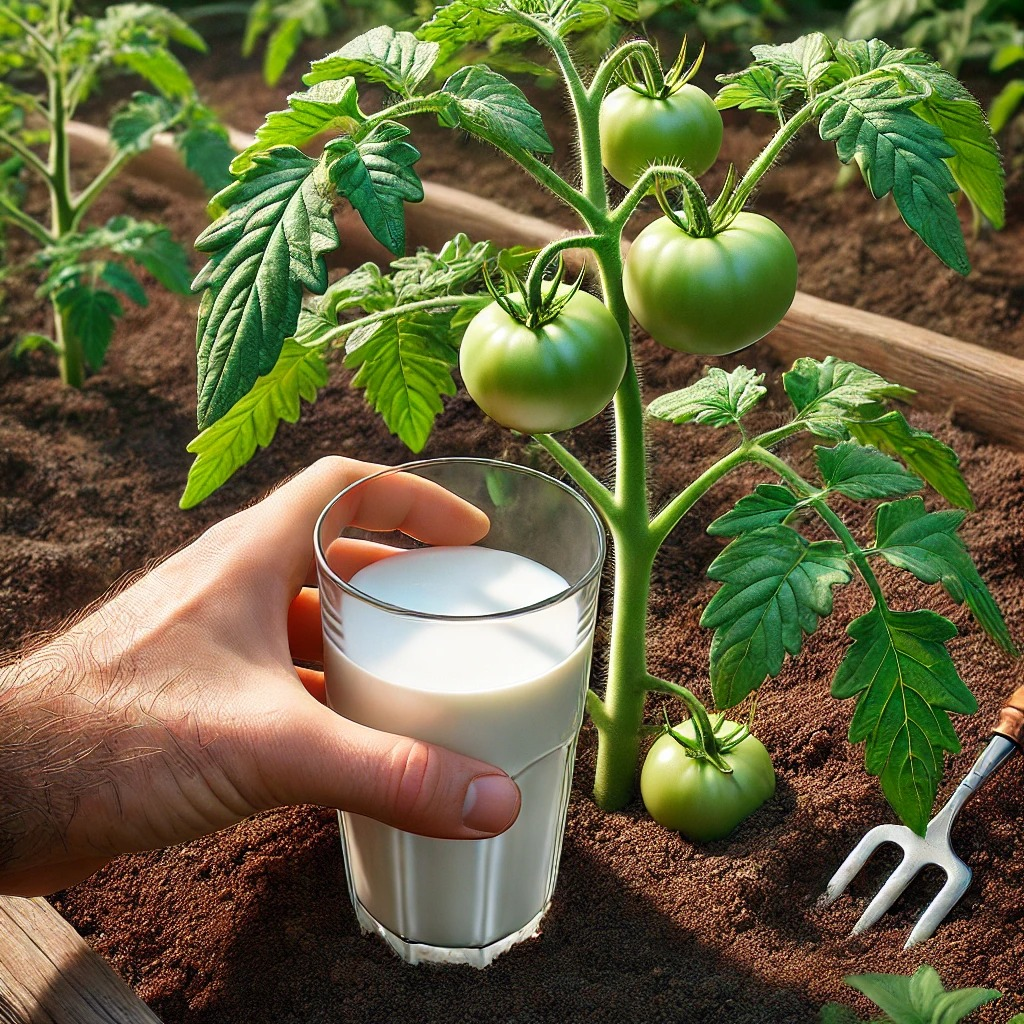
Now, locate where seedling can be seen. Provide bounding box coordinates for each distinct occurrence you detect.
[186,3,1017,835]
[0,0,234,384]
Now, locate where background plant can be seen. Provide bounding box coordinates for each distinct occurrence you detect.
[0,0,234,383]
[185,2,1016,833]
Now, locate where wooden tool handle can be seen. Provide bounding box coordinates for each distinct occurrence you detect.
[993,685,1024,746]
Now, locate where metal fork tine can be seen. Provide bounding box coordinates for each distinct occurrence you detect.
[851,857,920,934]
[903,867,973,948]
[821,825,901,906]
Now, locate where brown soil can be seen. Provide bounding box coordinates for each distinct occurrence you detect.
[2,41,1024,1024]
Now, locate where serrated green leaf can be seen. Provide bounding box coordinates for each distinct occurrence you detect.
[750,32,842,94]
[832,606,976,833]
[180,336,328,509]
[232,78,365,175]
[846,966,1000,1024]
[707,484,800,537]
[193,148,339,429]
[344,310,459,452]
[715,65,794,115]
[108,92,179,156]
[873,496,1017,655]
[702,525,852,707]
[304,26,438,98]
[58,286,122,370]
[97,4,206,52]
[818,76,969,274]
[99,261,147,306]
[322,261,396,314]
[816,440,923,499]
[647,366,766,428]
[439,65,552,155]
[847,409,973,510]
[784,356,913,439]
[391,232,496,300]
[418,0,533,71]
[325,121,422,255]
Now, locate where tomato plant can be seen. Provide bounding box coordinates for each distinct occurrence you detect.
[459,283,626,434]
[187,8,1016,841]
[0,0,232,386]
[624,210,797,355]
[641,718,775,841]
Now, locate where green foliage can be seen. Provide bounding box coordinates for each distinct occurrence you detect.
[828,964,1001,1024]
[674,359,1011,832]
[0,0,229,384]
[718,35,1005,259]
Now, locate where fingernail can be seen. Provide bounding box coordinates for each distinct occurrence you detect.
[462,774,521,834]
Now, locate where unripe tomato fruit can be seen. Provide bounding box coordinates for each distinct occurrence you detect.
[623,211,798,355]
[599,83,723,188]
[640,720,776,842]
[459,287,626,434]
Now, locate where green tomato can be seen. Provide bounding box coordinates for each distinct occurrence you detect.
[623,211,798,356]
[640,719,776,842]
[459,288,626,435]
[599,83,723,188]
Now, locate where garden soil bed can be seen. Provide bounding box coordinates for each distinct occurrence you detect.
[2,44,1024,1024]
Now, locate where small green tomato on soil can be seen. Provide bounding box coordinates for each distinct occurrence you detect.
[641,719,776,841]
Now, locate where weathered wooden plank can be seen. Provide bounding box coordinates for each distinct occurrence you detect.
[0,897,161,1024]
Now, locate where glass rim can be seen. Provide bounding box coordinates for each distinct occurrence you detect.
[313,457,606,622]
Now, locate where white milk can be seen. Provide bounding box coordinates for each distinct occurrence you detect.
[323,545,593,962]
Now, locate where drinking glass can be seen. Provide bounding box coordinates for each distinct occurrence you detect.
[315,457,605,966]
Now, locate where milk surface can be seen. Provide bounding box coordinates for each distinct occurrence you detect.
[324,545,593,955]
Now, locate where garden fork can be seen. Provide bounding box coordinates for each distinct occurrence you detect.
[821,685,1024,948]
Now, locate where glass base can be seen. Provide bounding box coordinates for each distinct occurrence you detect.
[351,896,549,968]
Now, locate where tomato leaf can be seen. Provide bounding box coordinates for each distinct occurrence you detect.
[325,121,422,255]
[344,311,461,452]
[846,409,974,511]
[707,484,800,537]
[264,18,303,87]
[832,605,976,834]
[783,356,913,439]
[702,525,852,708]
[304,26,439,98]
[749,32,844,94]
[99,261,148,306]
[818,76,968,275]
[647,366,766,428]
[439,65,553,156]
[845,965,1000,1024]
[815,440,923,499]
[175,103,235,194]
[108,92,180,156]
[180,336,329,509]
[103,216,192,294]
[193,148,339,430]
[715,65,794,117]
[833,39,1005,230]
[232,78,366,175]
[57,285,122,370]
[873,497,1018,655]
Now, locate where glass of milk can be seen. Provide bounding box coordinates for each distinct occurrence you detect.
[314,458,605,967]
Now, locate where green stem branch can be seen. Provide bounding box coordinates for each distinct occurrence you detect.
[0,193,53,245]
[645,674,731,771]
[531,433,615,524]
[0,131,51,182]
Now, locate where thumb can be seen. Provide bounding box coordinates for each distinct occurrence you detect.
[266,703,522,839]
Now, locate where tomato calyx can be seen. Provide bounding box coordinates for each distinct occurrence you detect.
[484,255,584,330]
[618,36,705,101]
[660,710,756,777]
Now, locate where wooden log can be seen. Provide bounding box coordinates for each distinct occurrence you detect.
[66,117,1024,448]
[0,897,162,1023]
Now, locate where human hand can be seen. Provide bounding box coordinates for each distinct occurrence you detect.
[0,457,521,896]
